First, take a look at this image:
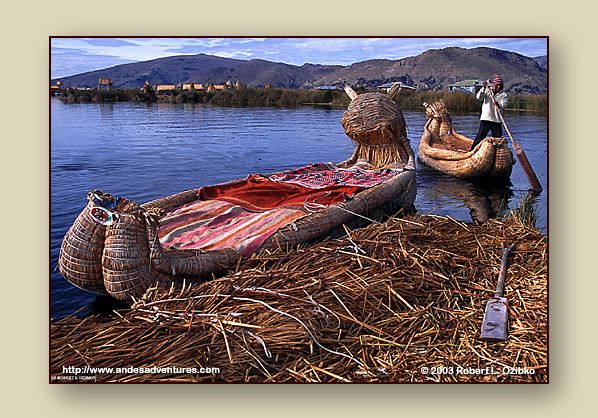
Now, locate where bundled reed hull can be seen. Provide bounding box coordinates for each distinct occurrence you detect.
[58,171,415,302]
[418,101,514,181]
[58,88,416,303]
[418,129,514,180]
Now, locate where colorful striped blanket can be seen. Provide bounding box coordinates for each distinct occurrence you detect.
[158,199,305,257]
[158,163,401,257]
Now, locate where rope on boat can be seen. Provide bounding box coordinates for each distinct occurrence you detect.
[303,191,382,226]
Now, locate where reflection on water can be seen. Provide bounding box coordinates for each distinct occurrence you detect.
[50,100,547,319]
[418,167,514,223]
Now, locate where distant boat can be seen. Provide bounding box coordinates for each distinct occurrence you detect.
[418,100,514,181]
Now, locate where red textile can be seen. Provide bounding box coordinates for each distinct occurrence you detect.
[269,162,400,189]
[199,174,361,212]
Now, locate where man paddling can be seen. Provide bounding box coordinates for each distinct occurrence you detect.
[471,74,508,150]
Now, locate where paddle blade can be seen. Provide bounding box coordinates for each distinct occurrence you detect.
[479,297,509,341]
[513,145,543,192]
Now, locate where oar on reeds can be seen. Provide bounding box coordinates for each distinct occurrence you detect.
[488,90,543,193]
[480,243,516,342]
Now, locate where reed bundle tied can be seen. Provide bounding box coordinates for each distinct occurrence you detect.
[51,212,547,383]
[58,196,149,297]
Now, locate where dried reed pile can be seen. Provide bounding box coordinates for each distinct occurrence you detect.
[51,212,547,383]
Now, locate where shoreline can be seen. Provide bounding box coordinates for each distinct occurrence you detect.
[52,88,548,113]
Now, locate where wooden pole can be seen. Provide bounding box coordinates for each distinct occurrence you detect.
[489,90,543,193]
[495,243,516,297]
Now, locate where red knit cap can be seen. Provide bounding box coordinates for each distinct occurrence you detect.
[493,74,504,86]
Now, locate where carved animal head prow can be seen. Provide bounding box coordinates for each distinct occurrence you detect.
[340,86,413,168]
[423,100,449,120]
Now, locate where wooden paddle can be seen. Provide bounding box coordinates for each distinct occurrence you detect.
[488,89,543,193]
[479,243,516,342]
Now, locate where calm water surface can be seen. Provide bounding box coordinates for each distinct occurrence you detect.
[50,99,547,319]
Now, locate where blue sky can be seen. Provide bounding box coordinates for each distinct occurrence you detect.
[51,37,548,79]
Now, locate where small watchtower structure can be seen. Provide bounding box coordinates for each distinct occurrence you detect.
[98,78,113,90]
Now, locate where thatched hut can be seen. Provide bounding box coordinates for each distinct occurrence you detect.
[156,85,176,94]
[182,83,203,91]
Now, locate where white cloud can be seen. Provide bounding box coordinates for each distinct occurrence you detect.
[211,50,255,59]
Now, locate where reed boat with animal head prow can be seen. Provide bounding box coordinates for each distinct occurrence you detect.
[418,100,514,181]
[58,86,417,302]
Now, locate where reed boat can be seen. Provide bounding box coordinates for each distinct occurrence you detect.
[418,100,515,181]
[58,86,417,302]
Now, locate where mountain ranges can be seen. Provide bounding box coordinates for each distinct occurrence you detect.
[53,47,547,94]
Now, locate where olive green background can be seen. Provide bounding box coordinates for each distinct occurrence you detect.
[1,0,592,416]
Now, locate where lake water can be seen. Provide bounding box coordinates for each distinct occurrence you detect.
[50,99,548,319]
